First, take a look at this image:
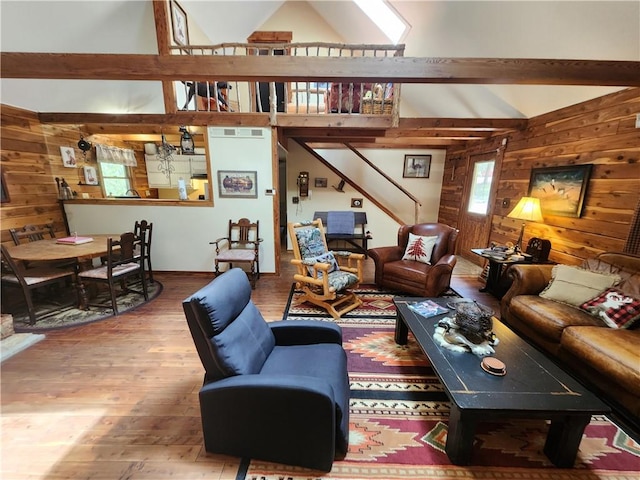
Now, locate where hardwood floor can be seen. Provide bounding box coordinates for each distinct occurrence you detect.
[0,254,495,480]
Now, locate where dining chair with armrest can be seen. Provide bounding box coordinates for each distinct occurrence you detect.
[1,244,77,325]
[210,218,262,288]
[368,222,459,297]
[182,267,349,471]
[77,232,148,315]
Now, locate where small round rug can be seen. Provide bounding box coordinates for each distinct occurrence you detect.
[10,281,163,333]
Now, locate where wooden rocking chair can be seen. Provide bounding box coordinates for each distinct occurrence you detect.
[288,219,364,319]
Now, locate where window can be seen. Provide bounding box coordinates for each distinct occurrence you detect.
[467,160,495,214]
[354,0,410,44]
[99,161,132,197]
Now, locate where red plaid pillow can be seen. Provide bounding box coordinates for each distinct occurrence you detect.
[580,288,640,329]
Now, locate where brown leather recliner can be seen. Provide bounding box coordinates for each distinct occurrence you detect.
[368,223,459,296]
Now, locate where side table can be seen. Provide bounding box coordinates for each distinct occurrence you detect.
[471,248,550,299]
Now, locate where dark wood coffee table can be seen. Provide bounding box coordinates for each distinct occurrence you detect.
[393,297,610,467]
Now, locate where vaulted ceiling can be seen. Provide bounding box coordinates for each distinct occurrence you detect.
[1,1,639,148]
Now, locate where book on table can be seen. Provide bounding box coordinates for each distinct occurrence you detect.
[56,236,94,245]
[408,299,449,319]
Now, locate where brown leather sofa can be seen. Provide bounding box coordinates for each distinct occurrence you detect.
[500,252,640,429]
[368,223,458,297]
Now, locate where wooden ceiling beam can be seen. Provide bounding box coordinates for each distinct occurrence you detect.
[3,53,639,86]
[83,125,207,136]
[282,128,387,138]
[383,129,492,138]
[397,118,527,130]
[38,112,270,126]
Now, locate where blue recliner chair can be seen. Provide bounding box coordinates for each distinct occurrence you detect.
[182,268,350,472]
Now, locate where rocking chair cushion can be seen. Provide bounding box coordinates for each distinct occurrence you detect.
[327,270,360,291]
[303,252,339,277]
[296,227,326,258]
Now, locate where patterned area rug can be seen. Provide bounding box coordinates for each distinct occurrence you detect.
[10,281,162,333]
[282,283,460,320]
[239,292,640,480]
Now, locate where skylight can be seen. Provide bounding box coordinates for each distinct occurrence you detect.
[354,0,409,44]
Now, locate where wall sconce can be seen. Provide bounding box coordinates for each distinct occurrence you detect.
[179,126,195,154]
[507,196,543,253]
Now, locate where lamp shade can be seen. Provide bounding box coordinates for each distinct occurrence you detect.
[507,196,543,222]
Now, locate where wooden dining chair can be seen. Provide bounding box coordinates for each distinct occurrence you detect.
[9,223,77,270]
[134,219,154,284]
[210,218,262,288]
[77,232,148,315]
[0,244,78,325]
[9,223,57,245]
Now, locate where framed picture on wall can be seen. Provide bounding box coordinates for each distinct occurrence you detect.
[315,177,327,188]
[218,170,258,198]
[171,0,189,47]
[60,146,77,168]
[527,164,593,218]
[83,166,99,185]
[403,154,431,178]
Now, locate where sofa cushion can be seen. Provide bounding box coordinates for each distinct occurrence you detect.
[561,326,640,397]
[539,265,620,306]
[402,233,437,264]
[510,295,605,343]
[580,288,640,329]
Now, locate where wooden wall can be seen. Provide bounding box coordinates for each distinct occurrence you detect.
[439,87,640,266]
[0,105,151,244]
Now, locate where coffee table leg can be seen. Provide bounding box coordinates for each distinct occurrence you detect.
[394,313,409,344]
[445,405,476,465]
[543,415,591,467]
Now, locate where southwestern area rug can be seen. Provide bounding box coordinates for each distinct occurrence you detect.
[237,285,640,480]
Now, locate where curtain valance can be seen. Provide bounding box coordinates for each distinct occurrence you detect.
[96,144,137,167]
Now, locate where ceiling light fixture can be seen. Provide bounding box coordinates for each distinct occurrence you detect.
[157,133,176,179]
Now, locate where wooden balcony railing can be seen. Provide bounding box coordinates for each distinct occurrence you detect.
[171,42,404,125]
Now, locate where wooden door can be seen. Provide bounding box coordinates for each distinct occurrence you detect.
[457,151,502,266]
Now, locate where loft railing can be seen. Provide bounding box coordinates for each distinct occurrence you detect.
[171,42,404,124]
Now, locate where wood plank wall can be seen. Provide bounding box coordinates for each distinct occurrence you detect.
[0,105,151,244]
[439,87,640,266]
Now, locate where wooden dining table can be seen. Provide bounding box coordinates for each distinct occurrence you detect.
[6,235,116,310]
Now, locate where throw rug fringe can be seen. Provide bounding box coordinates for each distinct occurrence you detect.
[10,280,163,333]
[239,300,640,480]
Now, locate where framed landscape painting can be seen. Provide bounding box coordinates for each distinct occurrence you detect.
[218,170,258,198]
[527,164,592,218]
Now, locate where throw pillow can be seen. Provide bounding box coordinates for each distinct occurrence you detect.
[580,288,640,329]
[402,233,438,264]
[539,265,621,307]
[303,251,339,277]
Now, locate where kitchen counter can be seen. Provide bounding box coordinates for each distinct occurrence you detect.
[62,198,213,207]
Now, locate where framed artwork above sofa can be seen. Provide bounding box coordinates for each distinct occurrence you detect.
[527,164,592,218]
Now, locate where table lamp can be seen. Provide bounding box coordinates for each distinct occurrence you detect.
[507,196,543,253]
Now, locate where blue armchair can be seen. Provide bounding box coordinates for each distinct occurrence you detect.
[182,268,350,472]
